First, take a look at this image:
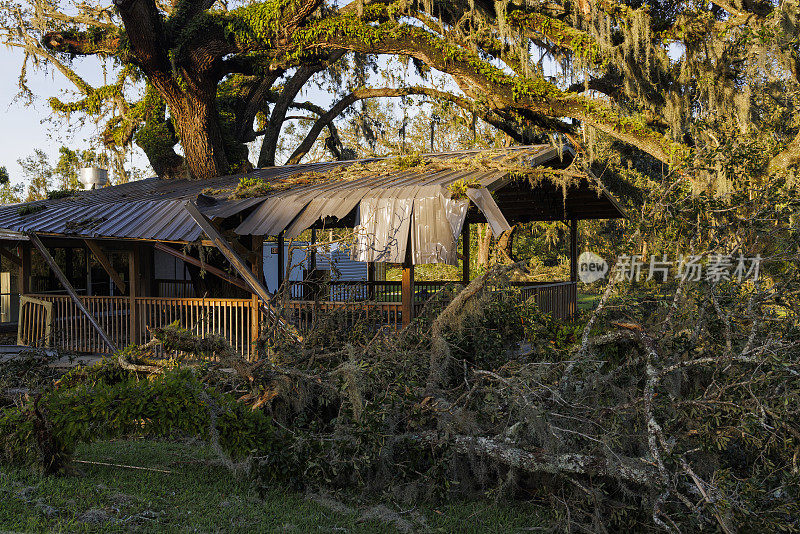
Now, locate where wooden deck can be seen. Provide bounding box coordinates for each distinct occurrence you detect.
[17,281,576,358]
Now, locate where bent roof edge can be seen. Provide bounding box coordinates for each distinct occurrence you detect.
[0,145,626,244]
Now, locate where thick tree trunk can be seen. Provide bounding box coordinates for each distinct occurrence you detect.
[477,224,492,268]
[111,0,232,180]
[170,94,229,179]
[496,226,517,263]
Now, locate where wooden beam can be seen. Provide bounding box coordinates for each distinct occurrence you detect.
[128,247,140,345]
[367,262,375,300]
[250,235,264,357]
[85,247,93,296]
[570,218,578,283]
[462,223,470,284]
[0,247,22,267]
[143,244,156,297]
[183,201,300,341]
[277,232,285,289]
[251,235,265,285]
[152,242,250,292]
[309,228,317,273]
[17,244,30,295]
[84,239,127,294]
[26,233,117,352]
[401,247,415,327]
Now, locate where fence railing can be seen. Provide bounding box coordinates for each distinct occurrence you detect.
[286,280,465,303]
[29,295,131,353]
[21,294,261,361]
[283,300,404,331]
[285,280,576,318]
[518,281,577,320]
[17,296,53,347]
[135,297,258,360]
[18,281,576,357]
[281,280,577,327]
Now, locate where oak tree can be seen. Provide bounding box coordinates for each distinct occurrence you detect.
[1,0,798,184]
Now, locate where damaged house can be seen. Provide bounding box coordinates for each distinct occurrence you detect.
[0,145,625,359]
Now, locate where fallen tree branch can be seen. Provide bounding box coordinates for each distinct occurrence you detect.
[426,261,528,392]
[409,431,657,486]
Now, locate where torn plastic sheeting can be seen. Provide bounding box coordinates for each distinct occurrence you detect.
[444,195,469,241]
[411,194,455,265]
[466,187,511,236]
[351,195,413,264]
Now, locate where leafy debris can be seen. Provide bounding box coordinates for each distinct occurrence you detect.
[65,217,107,231]
[17,204,46,216]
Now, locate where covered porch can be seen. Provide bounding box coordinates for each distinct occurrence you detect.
[0,145,625,358]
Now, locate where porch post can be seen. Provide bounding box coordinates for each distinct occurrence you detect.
[309,228,320,300]
[461,223,470,284]
[569,218,578,318]
[367,260,376,300]
[250,236,264,359]
[401,248,415,327]
[140,244,155,297]
[569,218,578,282]
[128,246,140,345]
[85,245,92,296]
[277,231,285,290]
[309,228,317,272]
[17,243,30,295]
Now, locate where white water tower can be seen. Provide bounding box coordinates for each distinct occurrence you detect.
[79,167,108,190]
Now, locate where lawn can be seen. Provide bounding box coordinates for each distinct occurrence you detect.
[577,293,601,311]
[0,439,552,533]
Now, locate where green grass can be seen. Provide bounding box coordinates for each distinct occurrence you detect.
[0,439,552,533]
[577,293,601,311]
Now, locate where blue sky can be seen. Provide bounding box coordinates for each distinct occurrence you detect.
[0,46,464,188]
[0,47,150,187]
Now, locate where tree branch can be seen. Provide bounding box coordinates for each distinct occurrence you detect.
[286,21,688,165]
[285,85,528,165]
[112,0,175,89]
[258,52,345,167]
[410,432,657,486]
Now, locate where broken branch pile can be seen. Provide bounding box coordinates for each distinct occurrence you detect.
[2,265,799,532]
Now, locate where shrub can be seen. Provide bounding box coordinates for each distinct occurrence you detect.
[0,360,275,473]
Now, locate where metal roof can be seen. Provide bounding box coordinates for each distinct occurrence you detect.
[0,228,27,241]
[0,163,346,242]
[0,145,626,264]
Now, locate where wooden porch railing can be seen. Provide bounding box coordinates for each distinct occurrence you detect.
[282,280,577,327]
[518,282,577,320]
[33,295,131,353]
[287,280,467,303]
[283,300,404,331]
[18,281,576,358]
[286,280,577,317]
[21,294,261,361]
[17,296,53,347]
[135,297,258,360]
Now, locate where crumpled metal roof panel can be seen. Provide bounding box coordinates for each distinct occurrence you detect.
[0,145,597,253]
